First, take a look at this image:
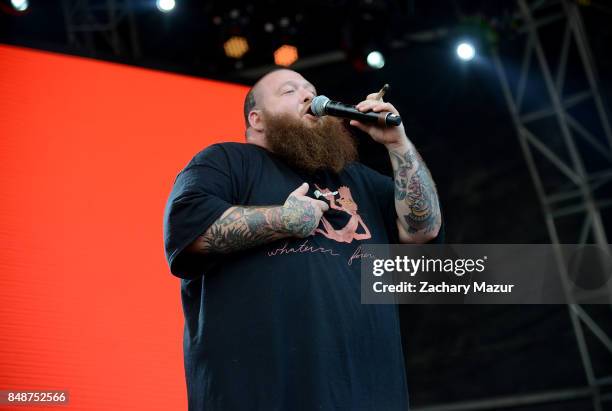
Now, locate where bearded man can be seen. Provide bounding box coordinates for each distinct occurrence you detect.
[163,68,443,410]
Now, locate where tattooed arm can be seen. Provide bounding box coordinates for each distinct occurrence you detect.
[185,182,329,255]
[388,141,441,243]
[349,93,441,243]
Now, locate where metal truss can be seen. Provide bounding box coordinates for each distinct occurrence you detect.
[487,0,612,410]
[61,0,140,58]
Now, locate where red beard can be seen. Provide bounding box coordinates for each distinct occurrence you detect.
[263,111,358,175]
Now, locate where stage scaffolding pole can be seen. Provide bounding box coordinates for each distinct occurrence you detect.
[487,0,612,410]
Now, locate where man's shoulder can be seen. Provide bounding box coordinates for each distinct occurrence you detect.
[189,142,265,167]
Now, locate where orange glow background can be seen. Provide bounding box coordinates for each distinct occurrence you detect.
[0,44,245,409]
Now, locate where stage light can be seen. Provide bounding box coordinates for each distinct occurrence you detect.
[11,0,28,11]
[224,36,249,59]
[456,42,475,61]
[366,51,385,69]
[156,0,175,13]
[274,45,298,67]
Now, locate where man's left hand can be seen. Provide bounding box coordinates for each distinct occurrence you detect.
[349,93,408,150]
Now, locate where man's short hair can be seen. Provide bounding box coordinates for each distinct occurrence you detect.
[242,68,293,130]
[243,87,256,128]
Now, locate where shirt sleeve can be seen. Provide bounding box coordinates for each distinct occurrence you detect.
[163,145,234,279]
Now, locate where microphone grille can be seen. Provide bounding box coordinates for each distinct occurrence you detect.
[310,95,330,117]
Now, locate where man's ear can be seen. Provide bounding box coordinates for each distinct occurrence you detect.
[248,109,264,132]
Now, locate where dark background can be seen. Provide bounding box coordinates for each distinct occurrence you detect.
[2,0,611,409]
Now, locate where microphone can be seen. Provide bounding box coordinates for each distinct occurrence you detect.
[310,95,402,127]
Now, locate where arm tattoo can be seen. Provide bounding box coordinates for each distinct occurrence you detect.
[191,206,287,254]
[189,196,319,254]
[390,150,416,201]
[390,148,441,235]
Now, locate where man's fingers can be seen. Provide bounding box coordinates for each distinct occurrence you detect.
[289,184,330,212]
[355,100,398,115]
[372,102,397,113]
[366,92,382,101]
[349,119,375,134]
[355,100,371,110]
[305,198,329,212]
[290,182,309,197]
[316,200,330,212]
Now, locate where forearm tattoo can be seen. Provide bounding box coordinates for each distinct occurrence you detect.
[390,149,441,235]
[192,206,287,254]
[190,196,319,254]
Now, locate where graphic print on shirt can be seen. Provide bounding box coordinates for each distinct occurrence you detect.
[313,184,372,243]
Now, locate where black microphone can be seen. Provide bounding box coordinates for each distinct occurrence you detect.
[310,95,402,127]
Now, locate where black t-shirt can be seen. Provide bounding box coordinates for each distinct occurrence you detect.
[163,142,442,411]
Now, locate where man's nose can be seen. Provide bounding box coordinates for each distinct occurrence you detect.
[301,88,314,102]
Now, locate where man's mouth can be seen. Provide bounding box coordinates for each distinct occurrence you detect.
[302,104,318,121]
[302,104,315,116]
